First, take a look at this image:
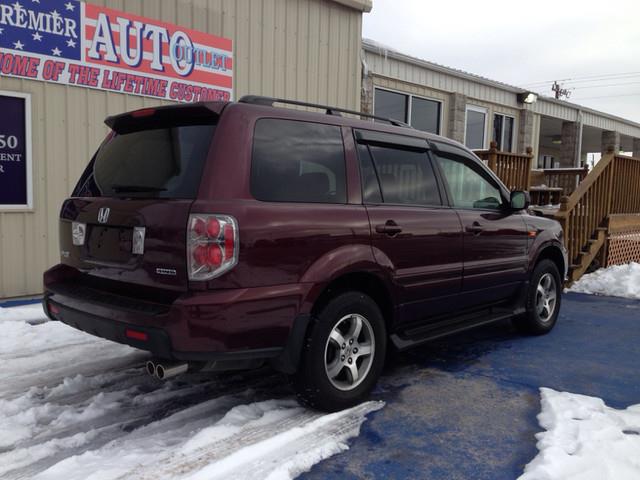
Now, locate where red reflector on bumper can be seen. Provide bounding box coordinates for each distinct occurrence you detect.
[125,329,148,341]
[49,302,60,315]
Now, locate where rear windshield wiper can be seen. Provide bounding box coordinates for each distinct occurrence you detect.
[111,184,168,193]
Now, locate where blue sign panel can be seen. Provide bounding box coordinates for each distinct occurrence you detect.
[0,93,30,208]
[0,0,82,61]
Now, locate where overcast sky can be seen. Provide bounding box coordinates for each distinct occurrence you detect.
[362,0,640,123]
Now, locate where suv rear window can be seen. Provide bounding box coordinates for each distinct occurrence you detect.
[251,119,346,204]
[73,123,215,199]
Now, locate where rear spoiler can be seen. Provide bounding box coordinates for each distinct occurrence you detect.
[105,102,228,134]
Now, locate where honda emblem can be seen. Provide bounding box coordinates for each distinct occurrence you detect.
[97,207,110,224]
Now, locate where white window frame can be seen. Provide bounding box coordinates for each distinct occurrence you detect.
[493,113,516,153]
[464,105,488,150]
[373,86,443,135]
[0,90,33,211]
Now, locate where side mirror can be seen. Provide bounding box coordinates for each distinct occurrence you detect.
[510,190,530,210]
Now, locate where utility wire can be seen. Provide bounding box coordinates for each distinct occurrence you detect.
[520,71,640,87]
[571,92,640,100]
[572,81,640,90]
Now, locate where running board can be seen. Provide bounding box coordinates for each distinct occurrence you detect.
[390,307,523,351]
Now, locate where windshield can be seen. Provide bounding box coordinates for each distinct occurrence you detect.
[73,123,216,199]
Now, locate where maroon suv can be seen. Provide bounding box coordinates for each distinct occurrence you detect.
[43,96,567,411]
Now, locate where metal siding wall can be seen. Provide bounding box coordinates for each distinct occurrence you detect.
[365,49,640,140]
[0,0,363,298]
[364,50,521,109]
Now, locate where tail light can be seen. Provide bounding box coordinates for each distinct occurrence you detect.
[187,214,238,281]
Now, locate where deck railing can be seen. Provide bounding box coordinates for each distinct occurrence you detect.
[554,150,640,281]
[532,167,589,196]
[474,142,533,191]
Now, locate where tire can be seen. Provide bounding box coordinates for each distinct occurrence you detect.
[514,259,562,335]
[293,291,386,412]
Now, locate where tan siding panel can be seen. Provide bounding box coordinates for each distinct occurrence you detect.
[0,0,363,298]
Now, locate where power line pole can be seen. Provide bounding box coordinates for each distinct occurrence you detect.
[552,81,572,100]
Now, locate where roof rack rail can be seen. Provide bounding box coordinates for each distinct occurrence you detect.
[238,95,412,128]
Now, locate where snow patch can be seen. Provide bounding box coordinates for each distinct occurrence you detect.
[0,305,384,480]
[519,388,640,480]
[568,262,640,300]
[0,303,46,323]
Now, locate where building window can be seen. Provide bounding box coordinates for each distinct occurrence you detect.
[493,113,515,152]
[465,105,487,150]
[374,88,441,134]
[410,97,441,134]
[374,89,408,124]
[538,155,556,169]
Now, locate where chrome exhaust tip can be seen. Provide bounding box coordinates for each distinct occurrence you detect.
[155,362,189,380]
[145,360,157,377]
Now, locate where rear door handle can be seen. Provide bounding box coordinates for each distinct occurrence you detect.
[465,222,484,235]
[375,221,402,235]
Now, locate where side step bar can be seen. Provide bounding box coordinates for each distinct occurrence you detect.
[390,307,524,351]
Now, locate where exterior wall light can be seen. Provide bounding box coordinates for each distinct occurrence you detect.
[517,92,538,104]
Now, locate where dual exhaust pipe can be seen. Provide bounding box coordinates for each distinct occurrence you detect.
[145,360,188,380]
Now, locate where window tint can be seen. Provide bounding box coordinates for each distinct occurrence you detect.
[465,108,486,150]
[74,124,215,199]
[435,154,503,210]
[251,119,346,203]
[357,143,382,203]
[374,89,408,123]
[411,97,440,134]
[367,145,441,206]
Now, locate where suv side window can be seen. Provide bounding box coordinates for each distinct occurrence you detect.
[434,153,504,210]
[251,119,346,203]
[357,143,441,206]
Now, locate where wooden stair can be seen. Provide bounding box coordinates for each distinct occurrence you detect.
[554,150,640,284]
[568,229,606,283]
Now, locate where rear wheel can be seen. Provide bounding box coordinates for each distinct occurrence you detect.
[514,259,562,335]
[293,291,386,412]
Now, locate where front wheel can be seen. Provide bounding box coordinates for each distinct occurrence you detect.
[293,291,386,412]
[514,259,562,335]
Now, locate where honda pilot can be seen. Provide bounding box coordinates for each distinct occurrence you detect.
[43,96,567,411]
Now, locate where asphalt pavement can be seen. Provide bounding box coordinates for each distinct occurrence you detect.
[302,292,640,479]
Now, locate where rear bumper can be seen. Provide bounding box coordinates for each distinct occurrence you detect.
[43,273,317,363]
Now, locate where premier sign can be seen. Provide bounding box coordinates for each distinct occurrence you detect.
[0,0,233,102]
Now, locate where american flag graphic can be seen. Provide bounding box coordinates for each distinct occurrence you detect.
[0,0,81,60]
[0,0,233,101]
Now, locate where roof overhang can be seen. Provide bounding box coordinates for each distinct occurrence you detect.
[332,0,372,12]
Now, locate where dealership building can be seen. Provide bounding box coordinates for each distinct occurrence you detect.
[0,0,370,299]
[2,0,640,300]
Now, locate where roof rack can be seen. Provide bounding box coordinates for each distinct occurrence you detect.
[238,95,412,128]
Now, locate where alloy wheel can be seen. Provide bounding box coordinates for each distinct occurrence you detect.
[536,273,557,322]
[323,313,375,391]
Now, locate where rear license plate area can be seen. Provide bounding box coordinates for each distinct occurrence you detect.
[86,226,133,263]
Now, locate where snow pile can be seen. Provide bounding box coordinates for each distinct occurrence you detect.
[568,262,640,300]
[0,303,49,323]
[519,388,640,480]
[0,306,383,480]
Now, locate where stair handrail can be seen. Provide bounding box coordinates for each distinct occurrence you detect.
[555,150,616,217]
